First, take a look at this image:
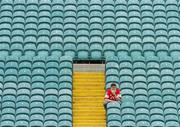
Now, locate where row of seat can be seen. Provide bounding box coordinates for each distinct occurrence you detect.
[0,55,73,127]
[1,37,180,59]
[1,0,180,60]
[106,55,180,127]
[106,56,180,93]
[107,101,180,127]
[1,0,179,8]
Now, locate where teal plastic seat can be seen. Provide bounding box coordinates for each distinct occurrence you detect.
[59,81,72,89]
[136,108,149,117]
[106,56,118,63]
[59,102,72,109]
[24,36,36,57]
[1,112,15,127]
[5,55,18,68]
[77,45,89,59]
[37,43,49,57]
[59,56,73,69]
[59,75,72,85]
[90,37,103,59]
[166,120,180,127]
[106,75,119,85]
[44,120,58,127]
[30,120,43,127]
[17,87,30,97]
[107,121,121,127]
[77,26,89,37]
[60,69,72,76]
[119,68,132,76]
[32,68,45,78]
[121,108,135,117]
[46,55,59,67]
[106,62,119,71]
[90,0,101,11]
[130,43,142,58]
[59,89,72,97]
[33,56,46,66]
[64,43,76,58]
[45,107,58,115]
[59,62,72,70]
[0,42,10,57]
[103,42,116,58]
[149,96,162,105]
[116,27,128,38]
[37,36,49,56]
[107,108,120,116]
[59,108,72,115]
[107,114,121,122]
[15,121,29,127]
[50,39,63,57]
[1,120,14,127]
[45,88,58,97]
[169,37,180,58]
[106,69,119,77]
[59,114,72,122]
[156,43,169,57]
[137,121,150,127]
[45,77,58,86]
[2,101,15,109]
[122,121,136,127]
[119,55,132,64]
[31,89,44,100]
[58,121,72,127]
[19,56,32,68]
[107,102,120,109]
[150,115,165,126]
[77,37,89,59]
[117,42,129,57]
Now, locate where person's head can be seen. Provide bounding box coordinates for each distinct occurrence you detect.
[110,83,117,91]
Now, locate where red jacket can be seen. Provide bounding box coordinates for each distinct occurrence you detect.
[104,88,121,101]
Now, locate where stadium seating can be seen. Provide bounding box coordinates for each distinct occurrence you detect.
[0,0,180,59]
[105,55,180,126]
[0,0,180,126]
[0,55,73,127]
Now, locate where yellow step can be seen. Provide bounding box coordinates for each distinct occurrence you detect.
[74,123,105,126]
[73,83,105,86]
[74,80,104,82]
[73,111,105,114]
[73,75,105,77]
[73,87,103,90]
[73,75,104,77]
[73,72,104,74]
[73,104,104,107]
[73,71,106,127]
[73,106,104,110]
[73,119,105,123]
[73,97,104,101]
[73,90,105,94]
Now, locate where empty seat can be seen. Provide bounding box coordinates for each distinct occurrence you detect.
[77,37,89,59]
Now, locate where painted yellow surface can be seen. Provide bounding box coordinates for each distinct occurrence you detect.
[73,72,106,127]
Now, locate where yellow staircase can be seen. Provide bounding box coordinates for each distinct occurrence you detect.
[73,72,106,127]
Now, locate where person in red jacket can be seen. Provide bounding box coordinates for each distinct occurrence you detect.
[104,83,121,109]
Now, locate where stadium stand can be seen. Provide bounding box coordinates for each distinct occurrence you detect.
[0,0,180,126]
[0,56,73,127]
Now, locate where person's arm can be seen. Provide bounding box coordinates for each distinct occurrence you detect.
[104,91,113,102]
[115,89,121,101]
[115,94,121,101]
[105,98,114,102]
